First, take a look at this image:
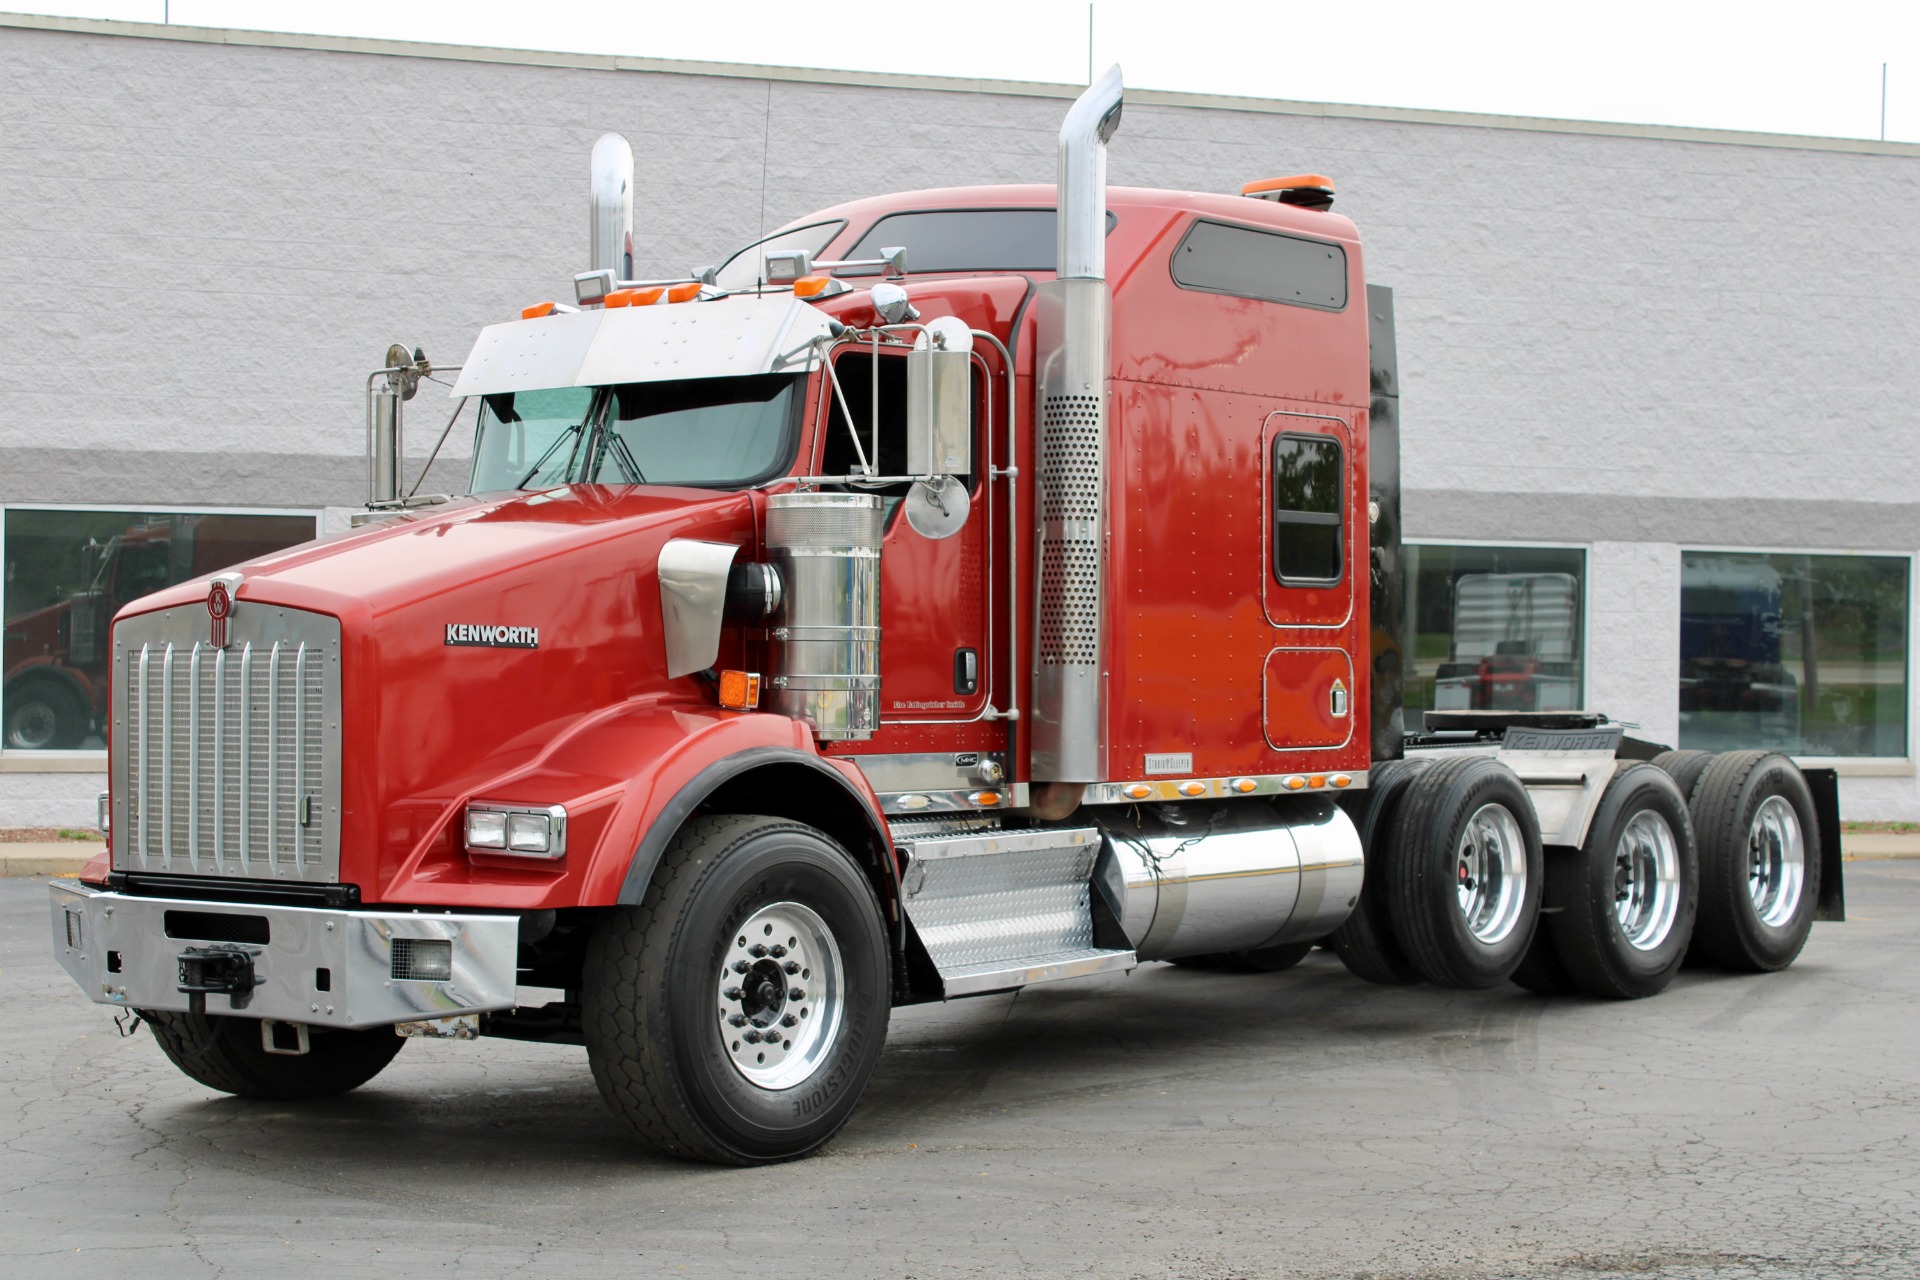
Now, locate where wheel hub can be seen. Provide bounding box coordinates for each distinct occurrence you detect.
[1612,809,1680,951]
[1747,796,1805,928]
[1455,803,1527,946]
[717,901,843,1091]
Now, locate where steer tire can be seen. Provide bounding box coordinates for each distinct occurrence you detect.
[1649,750,1715,802]
[141,1010,404,1099]
[1329,758,1431,986]
[1540,763,1699,999]
[582,814,891,1165]
[1384,756,1544,990]
[1687,751,1820,973]
[3,678,88,750]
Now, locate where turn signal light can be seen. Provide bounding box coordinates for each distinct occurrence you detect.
[717,670,762,711]
[521,302,556,320]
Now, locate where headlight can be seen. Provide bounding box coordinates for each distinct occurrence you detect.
[464,804,566,860]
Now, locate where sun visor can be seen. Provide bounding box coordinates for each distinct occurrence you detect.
[451,295,837,398]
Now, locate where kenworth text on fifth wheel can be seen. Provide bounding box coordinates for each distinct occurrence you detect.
[51,69,1843,1164]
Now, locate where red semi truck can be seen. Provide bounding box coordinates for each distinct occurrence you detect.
[51,70,1842,1164]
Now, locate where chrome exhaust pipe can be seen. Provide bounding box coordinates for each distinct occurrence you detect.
[1031,66,1123,785]
[589,132,634,282]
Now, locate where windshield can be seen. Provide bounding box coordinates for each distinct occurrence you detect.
[470,375,801,493]
[712,220,846,291]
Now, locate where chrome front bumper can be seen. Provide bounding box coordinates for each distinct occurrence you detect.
[49,881,519,1030]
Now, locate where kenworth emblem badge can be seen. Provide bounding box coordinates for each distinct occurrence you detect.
[206,578,234,649]
[445,623,539,649]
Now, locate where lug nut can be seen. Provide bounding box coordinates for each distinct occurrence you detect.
[781,1014,799,1028]
[724,986,743,1001]
[728,1013,747,1028]
[784,961,800,975]
[749,944,769,958]
[770,944,787,958]
[789,987,806,1001]
[732,960,750,974]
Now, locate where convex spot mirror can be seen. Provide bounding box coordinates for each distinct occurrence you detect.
[907,316,973,481]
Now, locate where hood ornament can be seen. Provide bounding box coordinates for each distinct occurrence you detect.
[207,574,241,649]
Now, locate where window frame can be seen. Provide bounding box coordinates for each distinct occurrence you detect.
[832,206,1118,278]
[0,502,322,767]
[1678,542,1914,769]
[1169,217,1350,312]
[1270,431,1346,588]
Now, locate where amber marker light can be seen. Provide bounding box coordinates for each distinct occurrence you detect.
[1122,783,1153,800]
[969,791,1004,807]
[605,287,664,308]
[1330,774,1353,788]
[1307,775,1328,789]
[1178,781,1207,797]
[1284,776,1307,791]
[521,302,556,320]
[1231,778,1258,794]
[666,282,702,303]
[793,276,832,298]
[716,670,762,711]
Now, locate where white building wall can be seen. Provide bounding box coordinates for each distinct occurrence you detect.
[1,15,1916,825]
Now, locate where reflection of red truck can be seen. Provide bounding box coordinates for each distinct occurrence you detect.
[51,70,1842,1167]
[1433,572,1581,714]
[3,515,311,748]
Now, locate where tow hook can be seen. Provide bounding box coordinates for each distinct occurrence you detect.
[176,944,261,1017]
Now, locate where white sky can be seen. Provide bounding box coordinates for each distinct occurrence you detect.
[17,0,1920,142]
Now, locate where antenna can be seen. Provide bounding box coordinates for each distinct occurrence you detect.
[1882,62,1888,143]
[1088,4,1094,86]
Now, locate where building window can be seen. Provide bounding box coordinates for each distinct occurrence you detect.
[1405,544,1587,729]
[1680,551,1910,758]
[1271,433,1343,584]
[2,509,317,751]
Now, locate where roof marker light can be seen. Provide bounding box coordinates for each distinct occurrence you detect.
[1241,174,1336,211]
[605,287,664,308]
[666,282,702,303]
[522,302,556,320]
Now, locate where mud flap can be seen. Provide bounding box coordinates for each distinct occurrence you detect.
[1800,767,1845,922]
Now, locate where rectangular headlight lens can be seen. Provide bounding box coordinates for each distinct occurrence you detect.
[465,809,507,849]
[506,812,551,852]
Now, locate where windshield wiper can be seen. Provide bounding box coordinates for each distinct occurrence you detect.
[515,425,582,489]
[604,430,648,484]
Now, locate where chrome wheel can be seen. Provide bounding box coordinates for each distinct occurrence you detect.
[1456,803,1528,946]
[1613,809,1681,951]
[6,700,59,750]
[717,901,843,1091]
[1747,795,1805,928]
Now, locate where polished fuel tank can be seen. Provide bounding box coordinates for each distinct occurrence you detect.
[1092,797,1364,960]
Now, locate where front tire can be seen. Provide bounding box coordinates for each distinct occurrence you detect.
[582,815,891,1165]
[3,678,87,750]
[1385,756,1544,989]
[1687,751,1820,972]
[141,1011,403,1099]
[1540,763,1699,999]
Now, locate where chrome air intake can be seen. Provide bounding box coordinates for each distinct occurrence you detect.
[1033,66,1124,783]
[765,492,883,740]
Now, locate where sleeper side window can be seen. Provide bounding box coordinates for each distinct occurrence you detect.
[1272,433,1343,585]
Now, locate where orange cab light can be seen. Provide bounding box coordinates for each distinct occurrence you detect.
[1123,783,1153,800]
[665,282,702,303]
[521,302,556,320]
[969,790,1004,807]
[1241,174,1336,211]
[1178,781,1207,798]
[793,275,832,298]
[716,670,761,711]
[1284,775,1307,791]
[605,287,664,308]
[1330,774,1353,788]
[1232,777,1259,794]
[1307,775,1327,789]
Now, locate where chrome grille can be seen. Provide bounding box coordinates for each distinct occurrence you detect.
[113,603,342,883]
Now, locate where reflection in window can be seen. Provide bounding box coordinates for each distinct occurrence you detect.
[2,509,316,750]
[1680,551,1909,758]
[712,220,847,291]
[1271,433,1342,584]
[1405,545,1586,729]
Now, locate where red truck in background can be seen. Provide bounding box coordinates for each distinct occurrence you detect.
[4,514,311,749]
[50,69,1843,1165]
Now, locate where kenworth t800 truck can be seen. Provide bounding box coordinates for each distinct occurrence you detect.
[51,69,1842,1164]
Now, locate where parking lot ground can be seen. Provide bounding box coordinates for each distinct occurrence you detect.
[4,866,1918,1280]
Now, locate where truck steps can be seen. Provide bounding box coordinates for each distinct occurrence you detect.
[893,825,1135,998]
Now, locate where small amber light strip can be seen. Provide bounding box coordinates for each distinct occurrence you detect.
[605,286,665,308]
[793,276,832,298]
[521,302,556,320]
[969,790,1004,807]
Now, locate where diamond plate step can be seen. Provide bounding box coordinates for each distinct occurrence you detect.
[895,825,1134,997]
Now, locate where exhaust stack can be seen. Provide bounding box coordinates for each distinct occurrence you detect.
[589,133,635,281]
[1031,66,1123,784]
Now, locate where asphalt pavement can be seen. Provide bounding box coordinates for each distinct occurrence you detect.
[3,866,1918,1280]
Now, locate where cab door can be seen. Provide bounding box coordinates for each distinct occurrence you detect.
[1261,409,1357,750]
